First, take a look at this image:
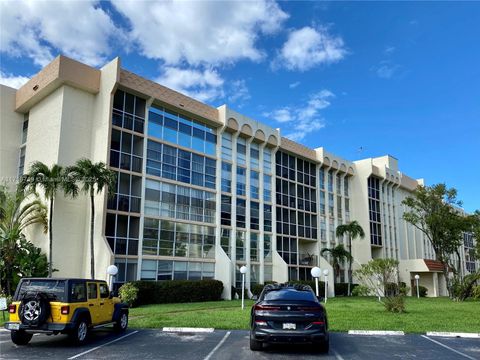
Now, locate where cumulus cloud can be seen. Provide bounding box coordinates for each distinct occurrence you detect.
[112,0,288,66]
[0,71,30,89]
[263,90,334,141]
[156,67,225,103]
[274,26,347,71]
[0,0,124,67]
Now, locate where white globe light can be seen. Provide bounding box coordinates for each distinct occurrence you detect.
[414,274,420,280]
[107,265,118,276]
[323,269,329,276]
[311,267,321,278]
[240,265,247,274]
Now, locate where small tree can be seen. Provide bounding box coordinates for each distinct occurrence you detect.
[336,221,365,296]
[321,244,352,283]
[21,162,75,277]
[354,258,405,313]
[0,186,48,294]
[66,159,116,279]
[402,184,472,298]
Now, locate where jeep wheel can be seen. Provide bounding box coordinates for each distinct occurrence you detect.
[114,312,128,332]
[11,330,33,345]
[69,319,89,345]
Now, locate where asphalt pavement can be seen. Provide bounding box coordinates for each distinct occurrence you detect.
[0,328,479,360]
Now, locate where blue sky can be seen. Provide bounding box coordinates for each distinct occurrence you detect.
[1,1,479,212]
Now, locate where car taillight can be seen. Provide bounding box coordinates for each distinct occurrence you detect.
[8,304,16,314]
[61,306,70,315]
[311,321,324,325]
[298,306,321,311]
[254,305,281,311]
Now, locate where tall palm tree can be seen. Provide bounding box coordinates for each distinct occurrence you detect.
[0,186,48,294]
[336,220,365,296]
[66,159,115,279]
[21,162,74,277]
[321,244,352,284]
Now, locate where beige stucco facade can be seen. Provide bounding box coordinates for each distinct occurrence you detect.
[0,55,477,298]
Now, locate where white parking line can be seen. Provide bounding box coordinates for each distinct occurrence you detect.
[421,335,476,360]
[67,331,139,360]
[203,331,231,360]
[332,349,345,360]
[163,327,214,333]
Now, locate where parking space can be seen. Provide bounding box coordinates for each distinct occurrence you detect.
[1,329,479,360]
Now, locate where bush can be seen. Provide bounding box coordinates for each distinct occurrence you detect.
[251,281,277,296]
[132,279,223,306]
[118,282,139,307]
[413,285,428,297]
[334,283,358,296]
[472,285,480,300]
[385,282,410,297]
[351,285,370,297]
[384,296,406,313]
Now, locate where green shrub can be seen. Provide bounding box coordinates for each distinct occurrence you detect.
[132,279,223,306]
[334,283,358,296]
[351,285,370,296]
[118,282,139,307]
[418,285,428,297]
[385,282,410,297]
[384,296,406,313]
[472,285,480,300]
[251,281,277,296]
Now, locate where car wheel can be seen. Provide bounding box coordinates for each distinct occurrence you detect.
[114,312,128,332]
[249,334,263,351]
[11,330,33,345]
[69,318,89,345]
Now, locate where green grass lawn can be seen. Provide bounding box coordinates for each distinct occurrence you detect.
[129,297,480,333]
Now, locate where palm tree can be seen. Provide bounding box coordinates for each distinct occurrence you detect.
[336,220,365,296]
[321,244,352,284]
[66,159,115,279]
[0,186,48,294]
[21,162,74,277]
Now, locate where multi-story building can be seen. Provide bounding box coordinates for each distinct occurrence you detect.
[1,55,477,297]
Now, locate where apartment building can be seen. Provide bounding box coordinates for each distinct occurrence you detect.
[1,55,477,298]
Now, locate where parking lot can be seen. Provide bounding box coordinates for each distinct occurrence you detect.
[1,328,479,360]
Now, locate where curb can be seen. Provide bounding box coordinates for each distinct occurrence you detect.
[348,330,405,336]
[162,327,215,333]
[426,332,480,339]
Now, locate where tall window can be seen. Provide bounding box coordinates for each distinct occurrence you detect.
[236,167,246,196]
[113,90,145,134]
[250,171,259,199]
[250,143,260,169]
[237,137,246,166]
[221,162,232,193]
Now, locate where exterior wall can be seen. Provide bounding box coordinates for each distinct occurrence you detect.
[0,85,24,188]
[3,55,477,298]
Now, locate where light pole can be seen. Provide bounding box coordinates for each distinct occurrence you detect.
[106,265,118,292]
[377,279,381,302]
[311,267,322,297]
[323,269,329,303]
[240,266,247,309]
[415,274,420,298]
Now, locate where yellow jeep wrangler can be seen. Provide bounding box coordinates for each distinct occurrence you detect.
[4,278,129,345]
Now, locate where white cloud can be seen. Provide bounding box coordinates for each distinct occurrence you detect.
[384,46,396,55]
[0,71,30,89]
[289,81,300,89]
[228,80,251,106]
[156,67,225,103]
[274,26,347,71]
[0,0,124,67]
[263,90,334,141]
[374,62,401,79]
[112,0,288,66]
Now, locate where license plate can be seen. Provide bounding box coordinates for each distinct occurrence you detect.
[9,323,20,330]
[283,323,296,330]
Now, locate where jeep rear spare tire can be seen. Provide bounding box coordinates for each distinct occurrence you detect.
[19,292,50,327]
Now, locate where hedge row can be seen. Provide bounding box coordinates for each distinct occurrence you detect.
[131,279,223,306]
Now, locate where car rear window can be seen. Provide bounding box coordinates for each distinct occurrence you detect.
[17,280,67,302]
[263,289,316,302]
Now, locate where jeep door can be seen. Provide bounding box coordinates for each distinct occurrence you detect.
[87,282,101,325]
[98,282,114,323]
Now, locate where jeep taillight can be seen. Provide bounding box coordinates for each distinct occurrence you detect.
[8,304,16,314]
[61,306,70,315]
